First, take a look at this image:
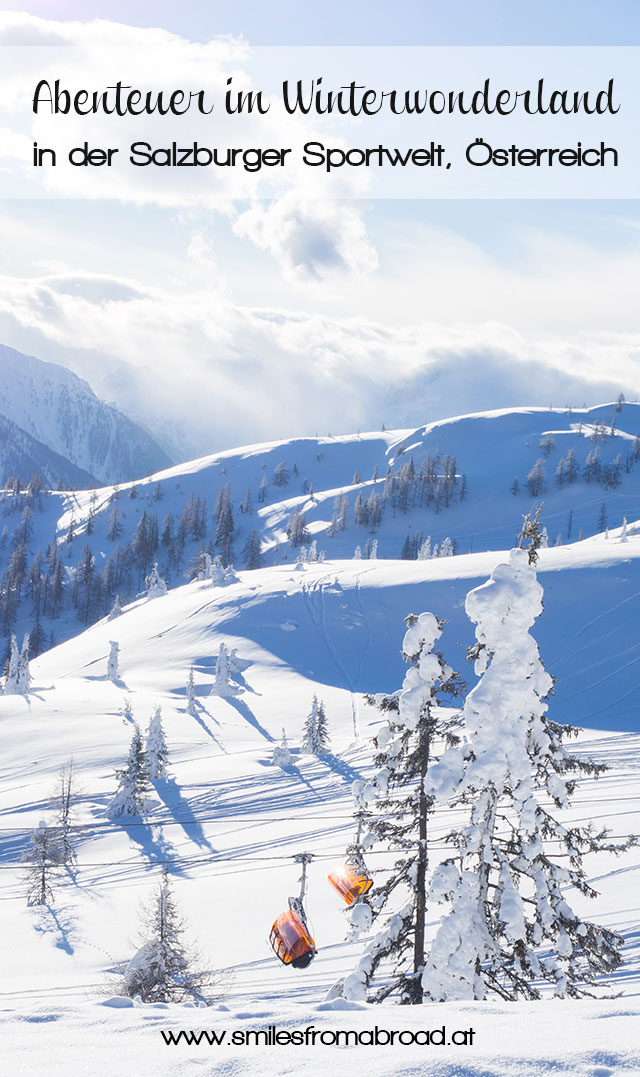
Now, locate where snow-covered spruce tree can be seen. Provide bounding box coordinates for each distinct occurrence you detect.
[107,640,120,682]
[146,707,168,780]
[145,561,168,599]
[107,724,151,819]
[4,633,30,694]
[271,727,292,768]
[422,548,633,1002]
[302,695,330,755]
[122,865,212,1003]
[185,666,197,715]
[107,594,123,620]
[3,632,20,693]
[23,821,64,905]
[349,614,463,1004]
[211,642,237,697]
[17,633,31,693]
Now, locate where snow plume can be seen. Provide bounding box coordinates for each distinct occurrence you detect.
[422,549,630,1002]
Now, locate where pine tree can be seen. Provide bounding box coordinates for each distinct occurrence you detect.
[121,865,212,1003]
[186,666,197,715]
[273,461,290,487]
[3,632,20,693]
[421,549,634,1002]
[271,727,292,768]
[517,503,545,565]
[146,561,168,598]
[302,695,331,755]
[287,508,310,548]
[15,633,31,694]
[243,529,264,570]
[23,821,64,905]
[50,761,77,869]
[347,614,463,1003]
[108,594,123,620]
[526,460,546,498]
[107,506,123,542]
[146,707,168,779]
[107,724,151,819]
[211,642,237,696]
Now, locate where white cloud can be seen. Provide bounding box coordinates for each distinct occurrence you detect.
[0,264,637,462]
[233,194,378,285]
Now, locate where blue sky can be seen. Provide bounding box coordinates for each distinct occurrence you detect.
[3,0,639,45]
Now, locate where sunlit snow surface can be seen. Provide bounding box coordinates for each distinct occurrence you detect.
[1,548,639,1074]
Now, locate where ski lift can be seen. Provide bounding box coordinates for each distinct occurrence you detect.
[328,816,373,907]
[269,853,317,969]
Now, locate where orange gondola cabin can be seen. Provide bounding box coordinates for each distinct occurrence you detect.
[327,860,373,906]
[270,908,317,968]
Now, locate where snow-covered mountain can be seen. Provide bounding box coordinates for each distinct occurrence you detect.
[2,400,639,667]
[1,549,638,1072]
[0,344,172,485]
[0,411,96,489]
[1,397,639,1072]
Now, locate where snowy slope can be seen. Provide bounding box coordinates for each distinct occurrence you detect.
[3,401,640,663]
[0,548,638,1074]
[0,411,97,489]
[0,343,172,484]
[52,401,640,561]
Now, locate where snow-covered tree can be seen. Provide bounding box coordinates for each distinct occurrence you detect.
[354,545,362,560]
[23,821,64,905]
[517,503,545,565]
[347,613,463,1004]
[302,695,330,755]
[422,548,633,1002]
[271,728,292,768]
[620,517,629,543]
[121,865,212,1003]
[440,537,454,557]
[4,633,30,694]
[417,537,431,561]
[17,633,31,694]
[107,594,123,620]
[211,642,237,697]
[107,724,151,819]
[146,707,168,780]
[370,539,378,560]
[3,633,20,693]
[145,561,168,599]
[107,640,120,682]
[49,761,78,869]
[185,666,197,715]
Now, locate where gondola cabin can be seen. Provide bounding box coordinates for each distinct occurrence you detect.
[327,862,373,906]
[269,909,317,968]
